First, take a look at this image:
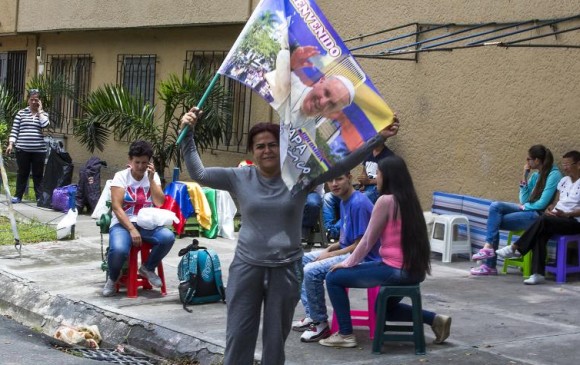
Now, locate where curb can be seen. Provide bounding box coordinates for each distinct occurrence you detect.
[0,270,225,364]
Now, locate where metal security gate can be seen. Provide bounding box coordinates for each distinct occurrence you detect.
[0,51,27,101]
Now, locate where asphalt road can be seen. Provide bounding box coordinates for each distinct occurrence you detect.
[0,315,103,365]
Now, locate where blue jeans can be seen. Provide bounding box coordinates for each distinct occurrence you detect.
[302,192,322,230]
[107,223,175,281]
[325,261,436,335]
[484,201,540,268]
[361,185,379,204]
[301,250,350,323]
[322,192,341,240]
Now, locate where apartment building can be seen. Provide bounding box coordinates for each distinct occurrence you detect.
[1,0,579,206]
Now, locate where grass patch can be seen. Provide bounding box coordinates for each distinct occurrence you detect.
[0,216,56,244]
[1,171,36,201]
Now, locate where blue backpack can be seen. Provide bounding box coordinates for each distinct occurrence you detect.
[177,239,226,312]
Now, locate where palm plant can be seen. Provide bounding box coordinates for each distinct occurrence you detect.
[0,85,20,147]
[73,69,231,183]
[26,74,75,109]
[1,74,75,143]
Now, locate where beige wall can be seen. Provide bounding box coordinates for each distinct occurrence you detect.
[0,0,17,34]
[317,0,580,208]
[34,25,266,178]
[17,0,253,32]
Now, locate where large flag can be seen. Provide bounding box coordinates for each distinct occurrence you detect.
[217,0,394,192]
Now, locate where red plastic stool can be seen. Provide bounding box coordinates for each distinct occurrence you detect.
[331,286,380,339]
[116,242,167,298]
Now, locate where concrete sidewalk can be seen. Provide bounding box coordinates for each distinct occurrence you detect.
[2,199,580,365]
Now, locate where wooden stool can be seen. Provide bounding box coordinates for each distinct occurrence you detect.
[372,285,425,355]
[116,242,167,298]
[330,286,380,339]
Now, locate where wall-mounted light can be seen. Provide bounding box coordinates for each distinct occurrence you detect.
[36,46,43,62]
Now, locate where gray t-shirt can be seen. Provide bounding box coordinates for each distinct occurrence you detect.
[181,128,385,267]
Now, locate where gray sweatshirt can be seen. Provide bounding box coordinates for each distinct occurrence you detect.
[181,128,386,267]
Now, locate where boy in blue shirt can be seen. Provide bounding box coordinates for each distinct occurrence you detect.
[292,172,380,342]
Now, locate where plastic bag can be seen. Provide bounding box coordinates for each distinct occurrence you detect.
[56,208,78,239]
[137,207,179,230]
[54,324,102,348]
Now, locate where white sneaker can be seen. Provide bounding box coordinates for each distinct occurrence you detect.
[102,278,116,297]
[300,321,330,342]
[524,274,545,285]
[319,332,358,348]
[292,317,313,332]
[138,265,162,287]
[495,246,518,259]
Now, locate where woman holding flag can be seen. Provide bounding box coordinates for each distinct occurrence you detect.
[180,108,399,365]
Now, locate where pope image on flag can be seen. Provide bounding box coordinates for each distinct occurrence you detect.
[178,0,399,364]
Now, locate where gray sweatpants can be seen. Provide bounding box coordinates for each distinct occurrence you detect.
[224,255,302,365]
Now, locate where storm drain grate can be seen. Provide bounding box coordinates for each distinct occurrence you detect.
[54,346,158,364]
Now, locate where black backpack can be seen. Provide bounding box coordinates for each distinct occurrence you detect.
[76,157,107,214]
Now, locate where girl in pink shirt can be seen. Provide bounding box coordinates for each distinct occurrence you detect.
[320,155,452,348]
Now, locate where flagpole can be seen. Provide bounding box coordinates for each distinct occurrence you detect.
[0,151,21,258]
[176,73,221,145]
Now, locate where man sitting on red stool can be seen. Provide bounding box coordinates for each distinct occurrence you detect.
[496,150,580,285]
[102,140,175,297]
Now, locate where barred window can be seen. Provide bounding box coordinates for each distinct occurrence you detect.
[46,54,92,135]
[0,51,27,102]
[117,54,157,106]
[184,50,252,154]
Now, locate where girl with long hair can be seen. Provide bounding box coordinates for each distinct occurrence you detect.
[470,145,562,275]
[320,155,451,348]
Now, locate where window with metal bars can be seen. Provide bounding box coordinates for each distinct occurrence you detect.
[117,54,157,106]
[115,54,157,142]
[184,50,252,153]
[0,51,27,102]
[46,54,92,135]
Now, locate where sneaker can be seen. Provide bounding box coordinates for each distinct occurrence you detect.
[138,265,162,287]
[524,274,546,285]
[292,317,314,332]
[495,246,518,259]
[300,321,330,342]
[319,332,358,348]
[470,264,498,276]
[431,314,452,344]
[102,278,116,297]
[471,248,495,260]
[11,197,21,204]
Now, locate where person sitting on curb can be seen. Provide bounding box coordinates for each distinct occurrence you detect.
[292,172,381,342]
[496,150,580,285]
[470,145,561,276]
[321,155,451,348]
[102,140,175,297]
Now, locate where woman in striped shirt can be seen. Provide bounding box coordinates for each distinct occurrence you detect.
[6,89,50,203]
